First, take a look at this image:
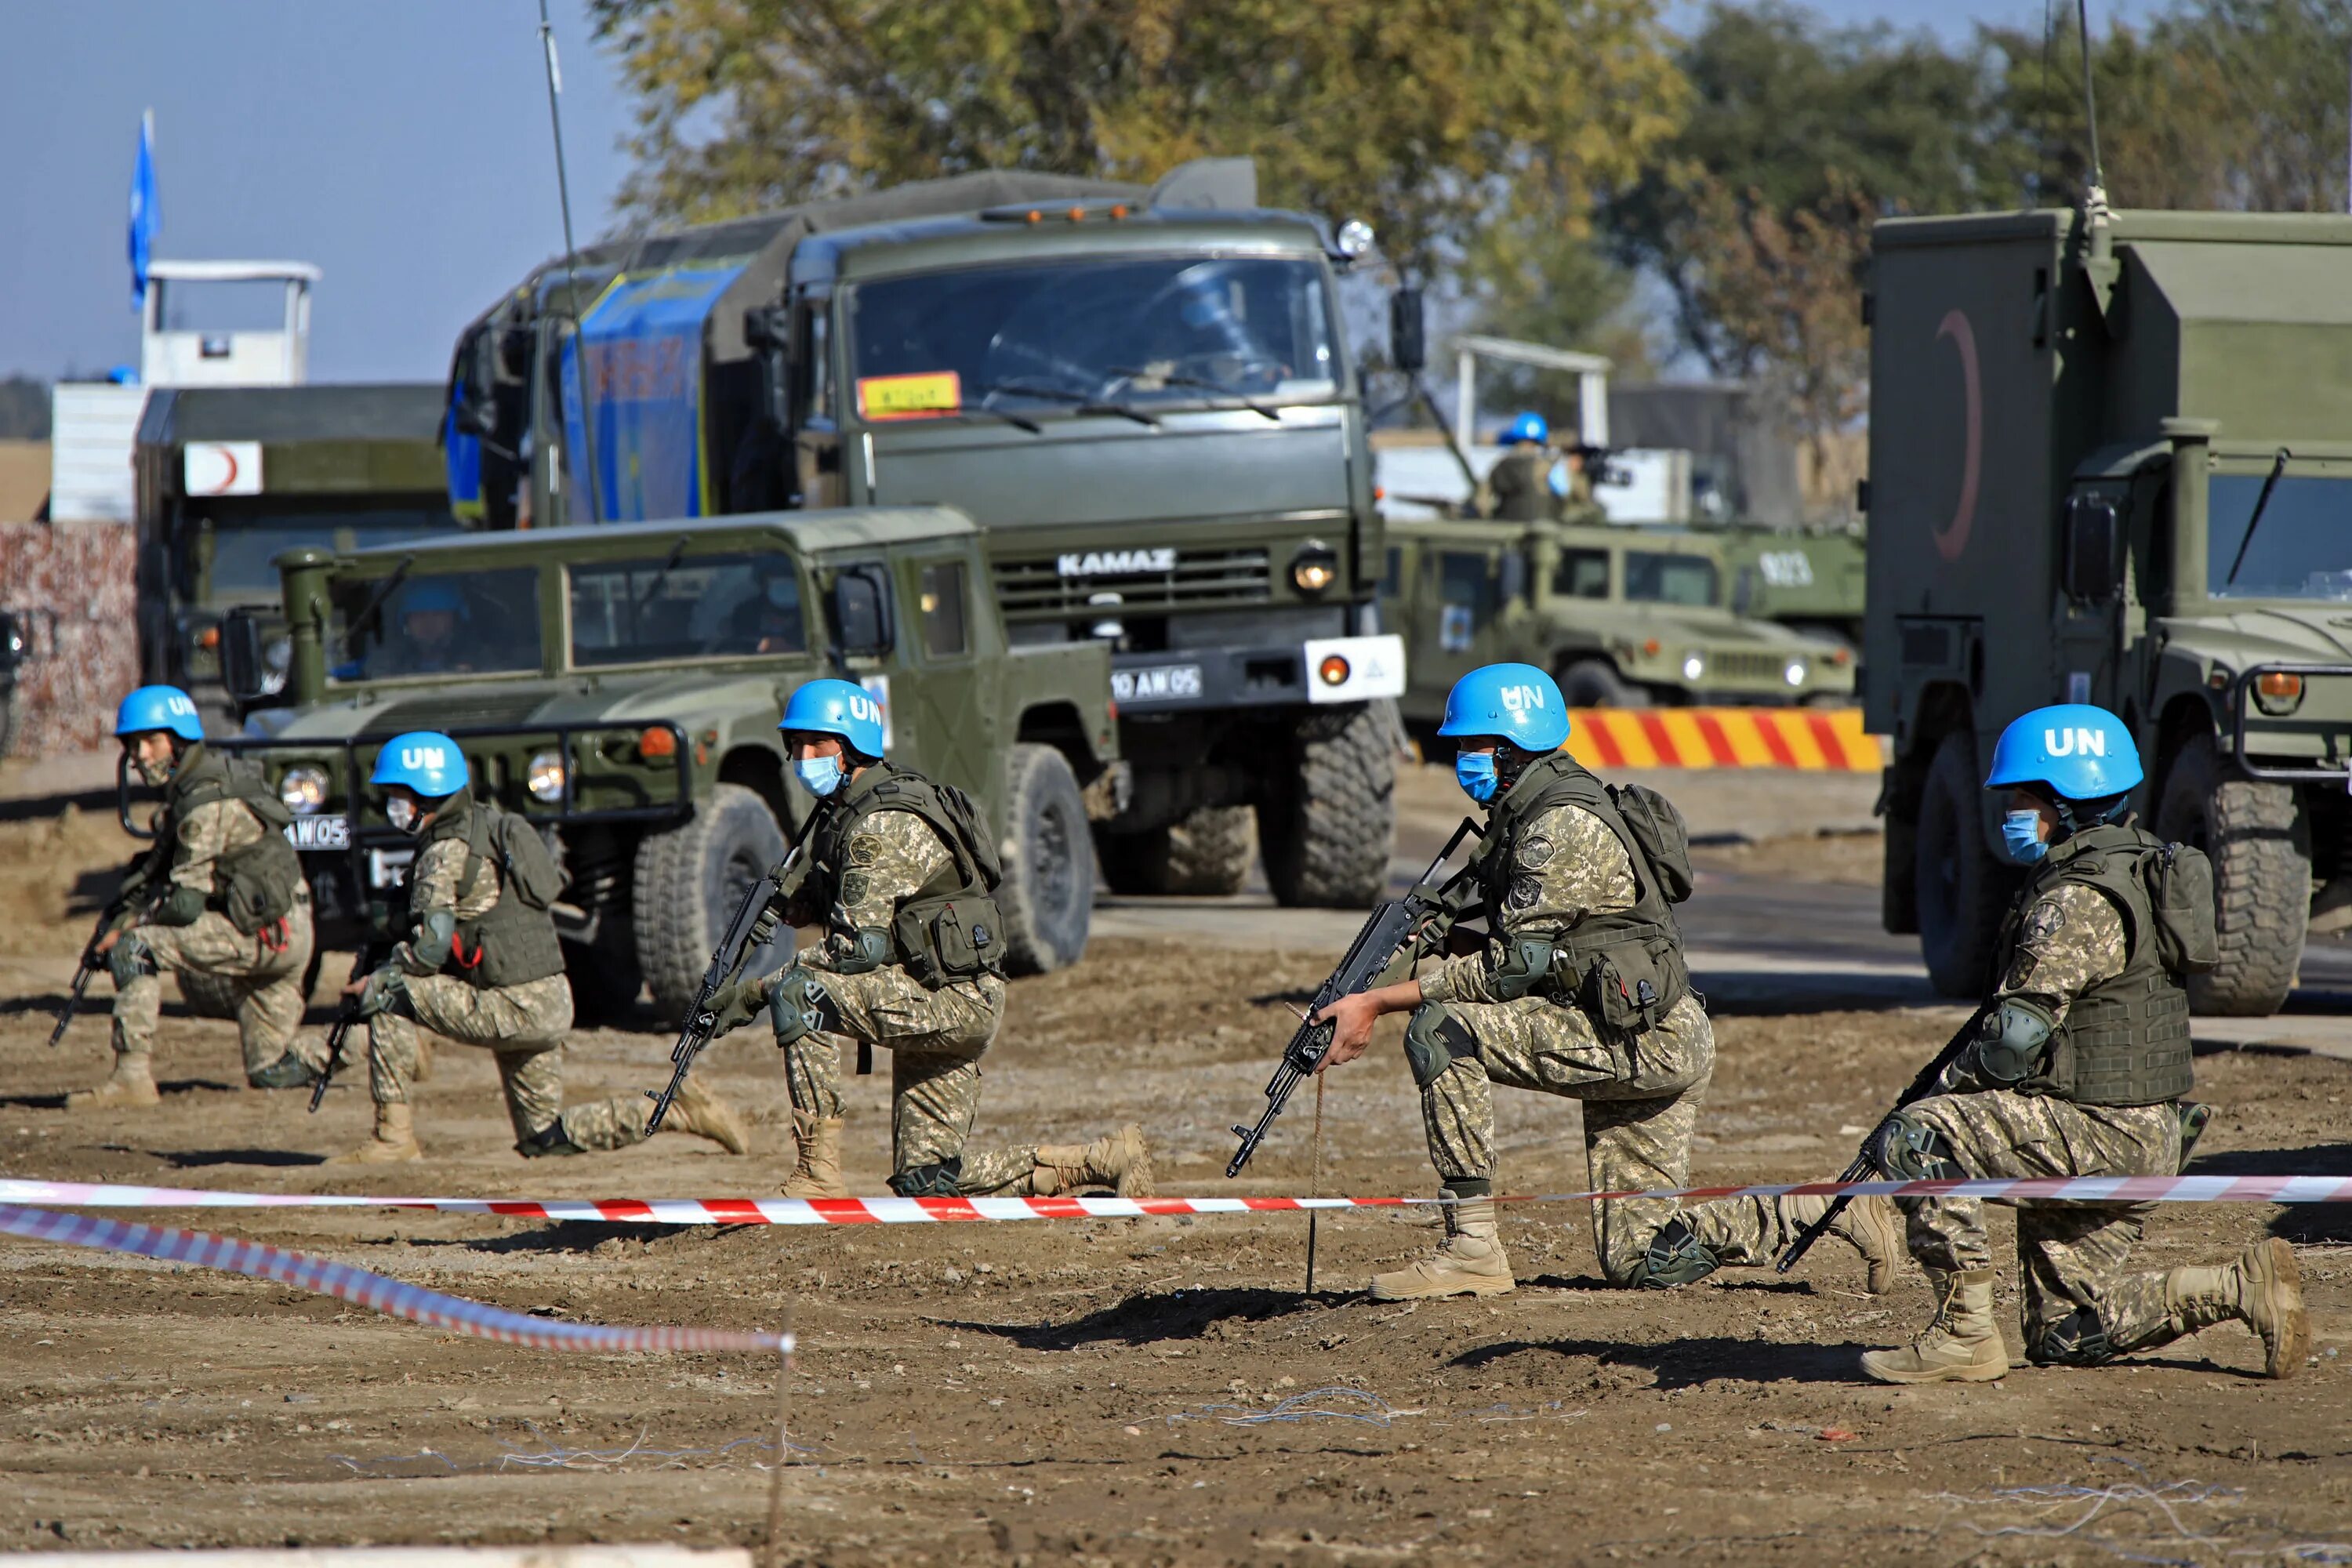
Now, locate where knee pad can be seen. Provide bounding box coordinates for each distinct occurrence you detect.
[888,1157,964,1198]
[768,967,843,1050]
[107,931,157,990]
[515,1121,587,1159]
[1871,1111,1963,1181]
[1402,1002,1479,1090]
[2029,1308,2114,1367]
[1635,1217,1721,1290]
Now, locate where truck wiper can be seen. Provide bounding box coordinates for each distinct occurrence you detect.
[632,538,691,619]
[1107,366,1281,422]
[956,404,1044,434]
[2223,447,2292,588]
[347,557,416,650]
[971,379,1157,429]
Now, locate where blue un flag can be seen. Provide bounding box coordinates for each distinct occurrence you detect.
[129,110,158,310]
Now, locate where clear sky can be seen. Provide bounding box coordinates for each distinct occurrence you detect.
[0,0,2168,387]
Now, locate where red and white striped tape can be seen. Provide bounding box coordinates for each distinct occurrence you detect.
[4,1172,2348,1224]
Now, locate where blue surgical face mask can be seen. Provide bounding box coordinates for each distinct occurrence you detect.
[793,755,845,799]
[2002,808,2049,864]
[1456,750,1500,804]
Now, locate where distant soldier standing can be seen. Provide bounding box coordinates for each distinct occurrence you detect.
[1315,664,1900,1296]
[336,731,749,1163]
[1486,412,1561,523]
[71,684,319,1109]
[1859,705,2306,1383]
[708,681,1152,1199]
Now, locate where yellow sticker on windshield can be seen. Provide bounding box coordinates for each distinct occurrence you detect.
[857,371,962,420]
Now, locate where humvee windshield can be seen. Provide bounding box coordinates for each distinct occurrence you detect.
[328,565,541,681]
[2209,470,2352,601]
[1624,551,1719,607]
[568,550,807,666]
[1553,548,1610,599]
[848,256,1338,415]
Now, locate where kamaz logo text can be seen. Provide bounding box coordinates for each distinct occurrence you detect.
[2044,728,2107,758]
[401,746,448,771]
[1501,684,1548,713]
[1057,549,1174,577]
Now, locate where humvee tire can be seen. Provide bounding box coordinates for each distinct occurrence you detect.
[1098,805,1254,897]
[2156,734,2307,1016]
[564,929,645,1025]
[997,743,1094,975]
[1559,658,1645,709]
[1261,701,1395,909]
[1915,728,2010,997]
[633,783,792,1021]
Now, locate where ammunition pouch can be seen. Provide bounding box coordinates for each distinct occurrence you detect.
[214,831,301,937]
[1558,927,1688,1036]
[452,891,566,991]
[892,891,1004,989]
[1974,997,2054,1087]
[107,930,156,989]
[1403,1002,1479,1089]
[889,1158,964,1198]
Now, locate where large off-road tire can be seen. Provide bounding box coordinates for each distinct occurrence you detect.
[633,785,793,1022]
[996,743,1093,975]
[564,928,645,1025]
[1559,658,1646,709]
[176,968,241,1020]
[1259,701,1396,909]
[1914,728,2012,997]
[1096,805,1255,896]
[2156,733,2309,1016]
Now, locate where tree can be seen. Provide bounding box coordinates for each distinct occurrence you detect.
[589,0,1688,283]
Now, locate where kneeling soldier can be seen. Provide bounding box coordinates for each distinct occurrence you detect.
[336,731,748,1163]
[710,681,1151,1200]
[72,684,318,1108]
[1860,704,2305,1383]
[1316,664,1900,1297]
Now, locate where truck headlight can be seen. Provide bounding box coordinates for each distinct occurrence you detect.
[279,764,329,815]
[527,750,568,804]
[1784,659,1808,688]
[2253,670,2305,716]
[1336,219,1374,259]
[1290,541,1340,596]
[1682,652,1706,681]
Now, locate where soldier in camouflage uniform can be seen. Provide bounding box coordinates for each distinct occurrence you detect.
[1858,704,2307,1382]
[1317,664,1900,1298]
[707,680,1152,1200]
[1486,412,1561,523]
[335,731,748,1163]
[71,685,321,1109]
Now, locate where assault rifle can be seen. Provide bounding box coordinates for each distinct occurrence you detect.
[644,844,804,1133]
[49,872,162,1048]
[310,940,393,1112]
[1774,1000,1992,1273]
[1228,821,1481,1178]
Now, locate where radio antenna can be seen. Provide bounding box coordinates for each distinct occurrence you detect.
[538,0,603,525]
[2075,0,2110,219]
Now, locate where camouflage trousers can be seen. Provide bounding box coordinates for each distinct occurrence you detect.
[113,899,316,1080]
[1900,1088,2198,1359]
[367,972,650,1152]
[1418,991,1715,1285]
[786,965,1036,1192]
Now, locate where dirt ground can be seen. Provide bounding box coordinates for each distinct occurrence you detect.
[2,803,2349,1563]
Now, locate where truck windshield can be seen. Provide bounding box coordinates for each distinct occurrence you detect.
[2208,470,2352,601]
[1624,552,1719,607]
[848,256,1338,418]
[328,566,542,681]
[568,550,805,666]
[186,500,460,603]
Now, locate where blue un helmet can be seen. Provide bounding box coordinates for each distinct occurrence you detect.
[780,677,887,760]
[1984,703,2143,803]
[370,731,470,798]
[1439,663,1571,751]
[114,684,205,742]
[401,581,466,617]
[1499,411,1550,448]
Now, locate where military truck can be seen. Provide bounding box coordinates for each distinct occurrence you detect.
[1384,515,1855,722]
[216,506,1117,1019]
[134,384,463,720]
[1867,209,2352,1012]
[445,160,1402,906]
[1706,523,1867,650]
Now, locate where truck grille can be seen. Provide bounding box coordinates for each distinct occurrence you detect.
[993,547,1271,615]
[1711,651,1784,683]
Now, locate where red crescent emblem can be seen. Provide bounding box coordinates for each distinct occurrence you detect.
[1933,309,1981,563]
[216,448,239,493]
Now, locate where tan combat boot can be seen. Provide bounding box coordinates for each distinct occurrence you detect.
[65,1054,161,1111]
[1031,1124,1155,1198]
[2165,1237,2309,1379]
[1370,1190,1515,1301]
[328,1102,423,1164]
[1783,1192,1906,1295]
[782,1112,848,1199]
[1860,1268,2010,1384]
[658,1077,751,1156]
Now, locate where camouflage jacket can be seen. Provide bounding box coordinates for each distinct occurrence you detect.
[1421,801,1636,1005]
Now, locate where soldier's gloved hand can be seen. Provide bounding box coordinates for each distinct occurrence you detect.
[350,966,406,1018]
[705,977,769,1036]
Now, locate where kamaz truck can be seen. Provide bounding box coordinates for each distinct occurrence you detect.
[444,160,1402,906]
[1867,207,2352,1013]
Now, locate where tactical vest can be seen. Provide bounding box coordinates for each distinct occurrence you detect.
[422,793,568,990]
[1993,822,2194,1107]
[1468,752,1689,1033]
[166,744,303,935]
[807,760,1005,988]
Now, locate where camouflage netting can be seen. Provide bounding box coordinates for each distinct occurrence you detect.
[1,521,137,758]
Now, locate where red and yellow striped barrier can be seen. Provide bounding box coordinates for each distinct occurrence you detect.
[1563,707,1883,771]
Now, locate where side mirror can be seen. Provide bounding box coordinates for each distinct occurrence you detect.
[829,564,895,658]
[220,609,289,706]
[743,306,790,351]
[2063,493,2124,604]
[1389,288,1426,375]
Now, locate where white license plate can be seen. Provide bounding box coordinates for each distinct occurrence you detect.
[368,848,416,889]
[1112,663,1204,702]
[285,815,351,851]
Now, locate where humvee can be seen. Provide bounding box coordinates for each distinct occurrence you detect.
[216,506,1118,1019]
